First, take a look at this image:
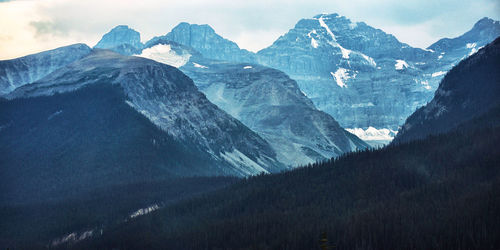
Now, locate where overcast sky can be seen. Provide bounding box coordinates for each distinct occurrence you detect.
[1,0,499,59]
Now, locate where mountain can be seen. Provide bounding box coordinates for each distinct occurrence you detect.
[182,58,368,166]
[0,83,231,205]
[139,39,368,167]
[394,36,500,144]
[97,17,499,145]
[146,22,256,63]
[256,13,434,138]
[4,49,284,177]
[255,14,500,143]
[0,43,91,96]
[94,25,144,55]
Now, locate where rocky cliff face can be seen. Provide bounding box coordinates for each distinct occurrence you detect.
[394,37,500,144]
[0,43,91,96]
[255,14,500,143]
[256,14,435,136]
[8,50,285,176]
[94,25,144,55]
[147,22,256,63]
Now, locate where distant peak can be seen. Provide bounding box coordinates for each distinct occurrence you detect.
[473,17,499,29]
[112,25,131,30]
[313,13,340,19]
[172,22,215,33]
[94,25,142,50]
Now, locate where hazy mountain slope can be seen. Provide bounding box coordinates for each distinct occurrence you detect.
[0,43,91,95]
[182,57,369,166]
[394,36,500,144]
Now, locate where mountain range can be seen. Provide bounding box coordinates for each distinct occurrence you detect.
[65,36,500,249]
[1,11,499,249]
[136,14,499,143]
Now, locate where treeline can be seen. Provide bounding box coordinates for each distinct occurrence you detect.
[75,125,500,250]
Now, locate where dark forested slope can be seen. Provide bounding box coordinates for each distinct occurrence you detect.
[76,115,500,250]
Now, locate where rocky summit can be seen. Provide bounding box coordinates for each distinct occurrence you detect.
[94,25,144,55]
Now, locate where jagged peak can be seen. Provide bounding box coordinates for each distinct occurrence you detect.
[313,13,340,19]
[172,22,216,33]
[102,25,141,37]
[111,25,134,30]
[95,25,142,49]
[473,17,499,28]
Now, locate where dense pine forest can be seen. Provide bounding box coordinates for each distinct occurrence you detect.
[71,108,500,250]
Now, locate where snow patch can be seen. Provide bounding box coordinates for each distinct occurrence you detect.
[51,230,94,247]
[316,15,353,59]
[346,127,398,141]
[137,44,191,68]
[331,68,355,88]
[431,71,446,77]
[243,66,253,69]
[220,149,269,175]
[351,102,375,108]
[307,30,319,48]
[130,204,160,218]
[466,43,477,49]
[47,110,63,120]
[395,60,409,70]
[468,45,481,56]
[318,16,337,41]
[348,22,358,29]
[310,37,319,48]
[193,62,208,69]
[420,80,431,90]
[340,46,351,59]
[361,54,376,67]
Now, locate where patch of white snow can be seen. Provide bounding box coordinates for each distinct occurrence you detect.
[192,62,208,69]
[346,127,398,141]
[431,71,446,77]
[395,60,409,70]
[136,44,191,68]
[331,68,354,88]
[130,204,160,219]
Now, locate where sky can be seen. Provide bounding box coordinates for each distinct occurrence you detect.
[1,0,499,60]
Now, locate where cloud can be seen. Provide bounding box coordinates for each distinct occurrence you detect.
[0,0,499,59]
[29,20,69,37]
